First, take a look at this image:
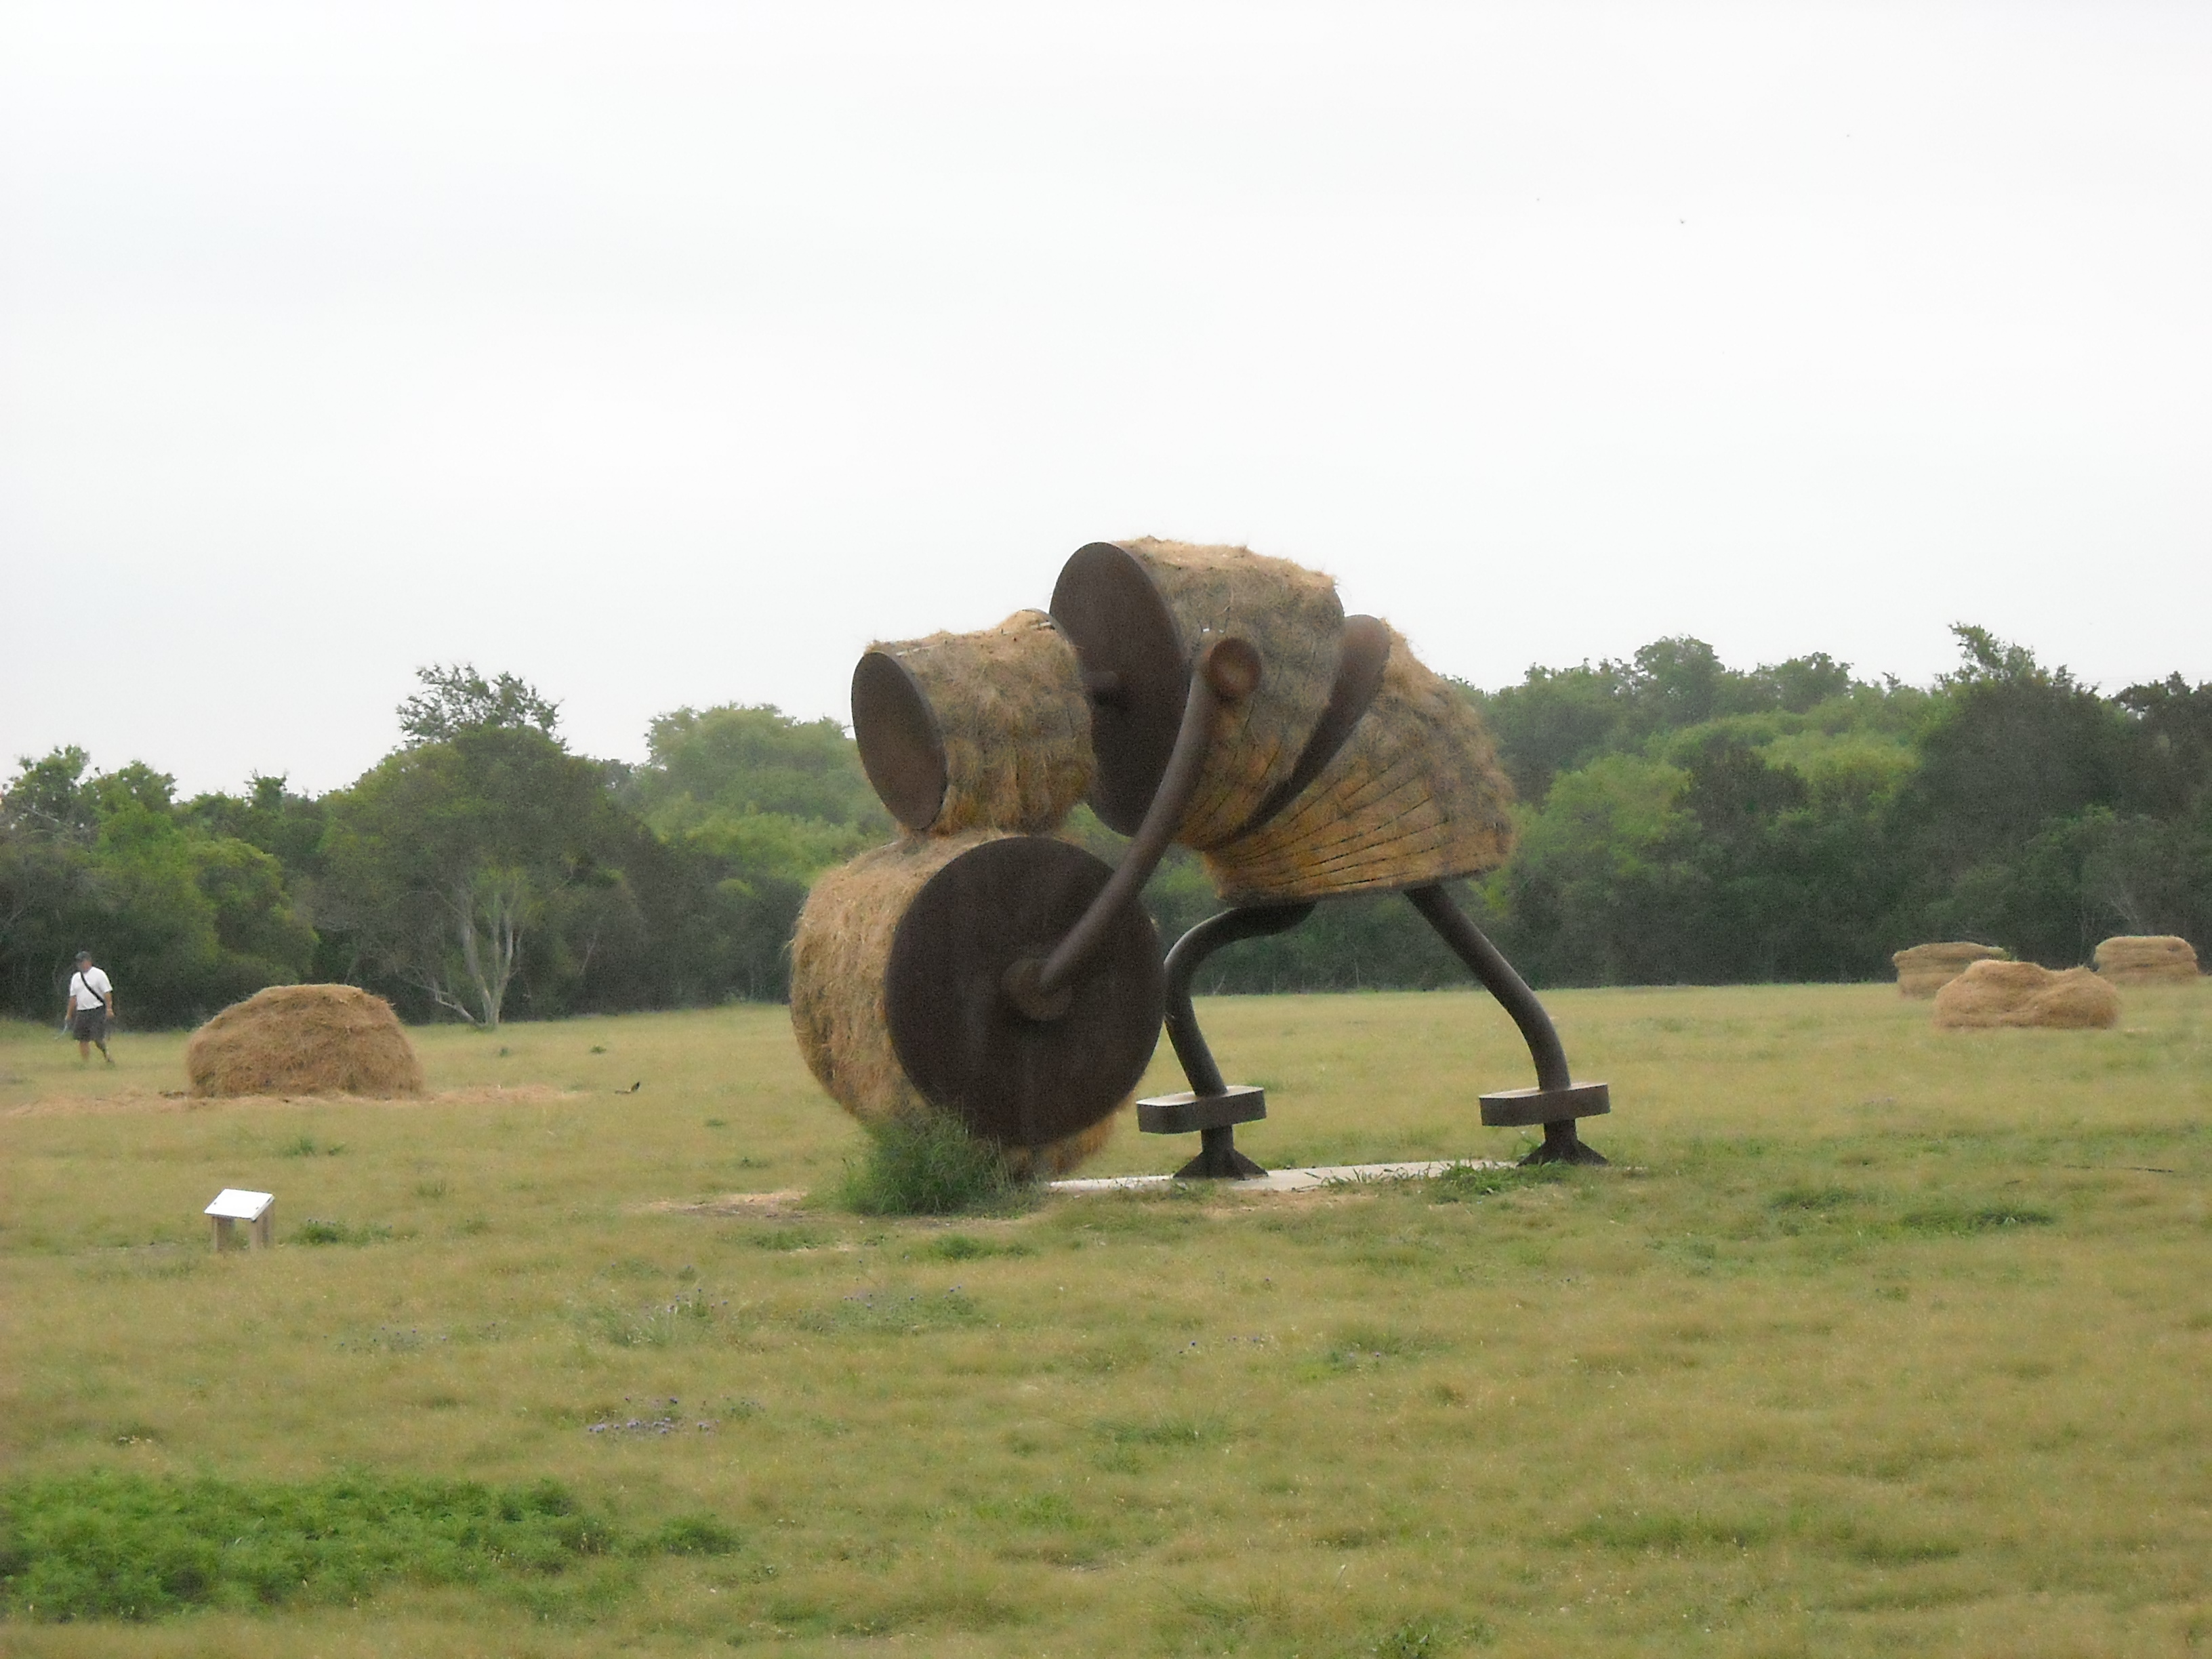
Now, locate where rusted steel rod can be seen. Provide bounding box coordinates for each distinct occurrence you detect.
[1405,883,1572,1092]
[1003,639,1258,1019]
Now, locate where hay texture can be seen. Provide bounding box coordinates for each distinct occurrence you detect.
[1892,941,2011,999]
[1932,960,2121,1030]
[1204,626,1517,903]
[789,832,1116,1177]
[1119,538,1347,851]
[867,610,1093,836]
[2093,935,2200,984]
[185,985,425,1098]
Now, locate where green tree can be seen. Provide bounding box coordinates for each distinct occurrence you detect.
[0,750,314,1023]
[1464,663,1635,805]
[1483,754,1704,985]
[321,726,632,1027]
[1889,626,2133,960]
[2116,674,2212,819]
[625,704,888,882]
[397,663,562,746]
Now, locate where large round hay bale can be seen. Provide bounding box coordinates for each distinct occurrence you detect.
[186,985,425,1097]
[1892,941,2011,998]
[1053,539,1347,845]
[1204,625,1517,902]
[852,610,1093,836]
[790,832,1139,1177]
[2093,935,2200,984]
[1932,960,2121,1030]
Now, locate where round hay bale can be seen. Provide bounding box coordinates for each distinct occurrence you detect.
[1053,539,1347,845]
[790,832,1134,1177]
[1204,625,1517,902]
[1932,960,2121,1030]
[1892,941,2011,999]
[852,611,1093,836]
[2093,935,2200,984]
[185,985,425,1098]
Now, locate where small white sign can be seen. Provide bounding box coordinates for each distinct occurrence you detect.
[205,1188,274,1221]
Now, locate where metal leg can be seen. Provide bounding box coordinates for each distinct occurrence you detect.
[1138,903,1316,1178]
[1405,884,1610,1166]
[1163,903,1316,1096]
[1177,1124,1267,1180]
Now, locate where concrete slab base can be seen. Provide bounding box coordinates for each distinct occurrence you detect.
[1048,1159,1513,1195]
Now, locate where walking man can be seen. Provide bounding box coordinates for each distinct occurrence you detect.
[64,950,115,1064]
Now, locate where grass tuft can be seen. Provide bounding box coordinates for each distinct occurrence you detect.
[294,1217,392,1246]
[0,1471,630,1622]
[922,1232,1033,1261]
[1769,1184,1862,1211]
[1898,1203,2058,1235]
[834,1115,1035,1216]
[647,1513,742,1556]
[1425,1162,1567,1203]
[1374,1614,1495,1654]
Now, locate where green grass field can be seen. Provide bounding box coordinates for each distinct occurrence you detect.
[3,981,2207,1656]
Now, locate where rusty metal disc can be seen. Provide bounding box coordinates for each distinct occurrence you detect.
[1049,541,1188,836]
[885,836,1165,1149]
[851,649,947,831]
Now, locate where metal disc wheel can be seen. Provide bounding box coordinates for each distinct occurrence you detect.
[885,836,1166,1148]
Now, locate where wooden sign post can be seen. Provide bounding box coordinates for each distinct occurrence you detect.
[205,1188,274,1251]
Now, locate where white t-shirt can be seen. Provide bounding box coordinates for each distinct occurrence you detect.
[69,967,112,1010]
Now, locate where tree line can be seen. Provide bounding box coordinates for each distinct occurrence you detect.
[3,633,2206,1027]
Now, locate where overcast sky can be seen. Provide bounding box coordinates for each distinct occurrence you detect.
[5,1,2208,798]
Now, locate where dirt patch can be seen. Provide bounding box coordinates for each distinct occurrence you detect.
[642,1190,811,1218]
[5,1084,582,1120]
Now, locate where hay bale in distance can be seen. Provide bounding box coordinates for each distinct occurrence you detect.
[186,985,425,1097]
[1893,941,2010,998]
[854,611,1093,836]
[1118,537,1349,851]
[2093,935,2200,984]
[789,832,1119,1178]
[1932,960,2121,1030]
[1204,624,1517,903]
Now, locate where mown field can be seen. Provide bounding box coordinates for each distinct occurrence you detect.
[2,980,2207,1657]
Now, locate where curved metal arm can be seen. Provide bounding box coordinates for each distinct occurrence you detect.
[1002,638,1258,1019]
[1162,903,1316,1094]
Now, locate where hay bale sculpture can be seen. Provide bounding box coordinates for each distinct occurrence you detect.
[2093,935,2200,985]
[790,539,1611,1181]
[1891,941,2010,998]
[1931,960,2122,1030]
[186,984,425,1098]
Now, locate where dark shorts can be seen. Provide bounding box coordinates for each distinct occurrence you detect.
[73,1007,107,1042]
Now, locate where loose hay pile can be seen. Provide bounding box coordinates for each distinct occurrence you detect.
[788,832,1115,1179]
[186,985,425,1097]
[1932,960,2121,1030]
[1893,941,2011,998]
[2093,935,2200,984]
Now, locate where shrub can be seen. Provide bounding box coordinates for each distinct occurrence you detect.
[833,1115,1034,1217]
